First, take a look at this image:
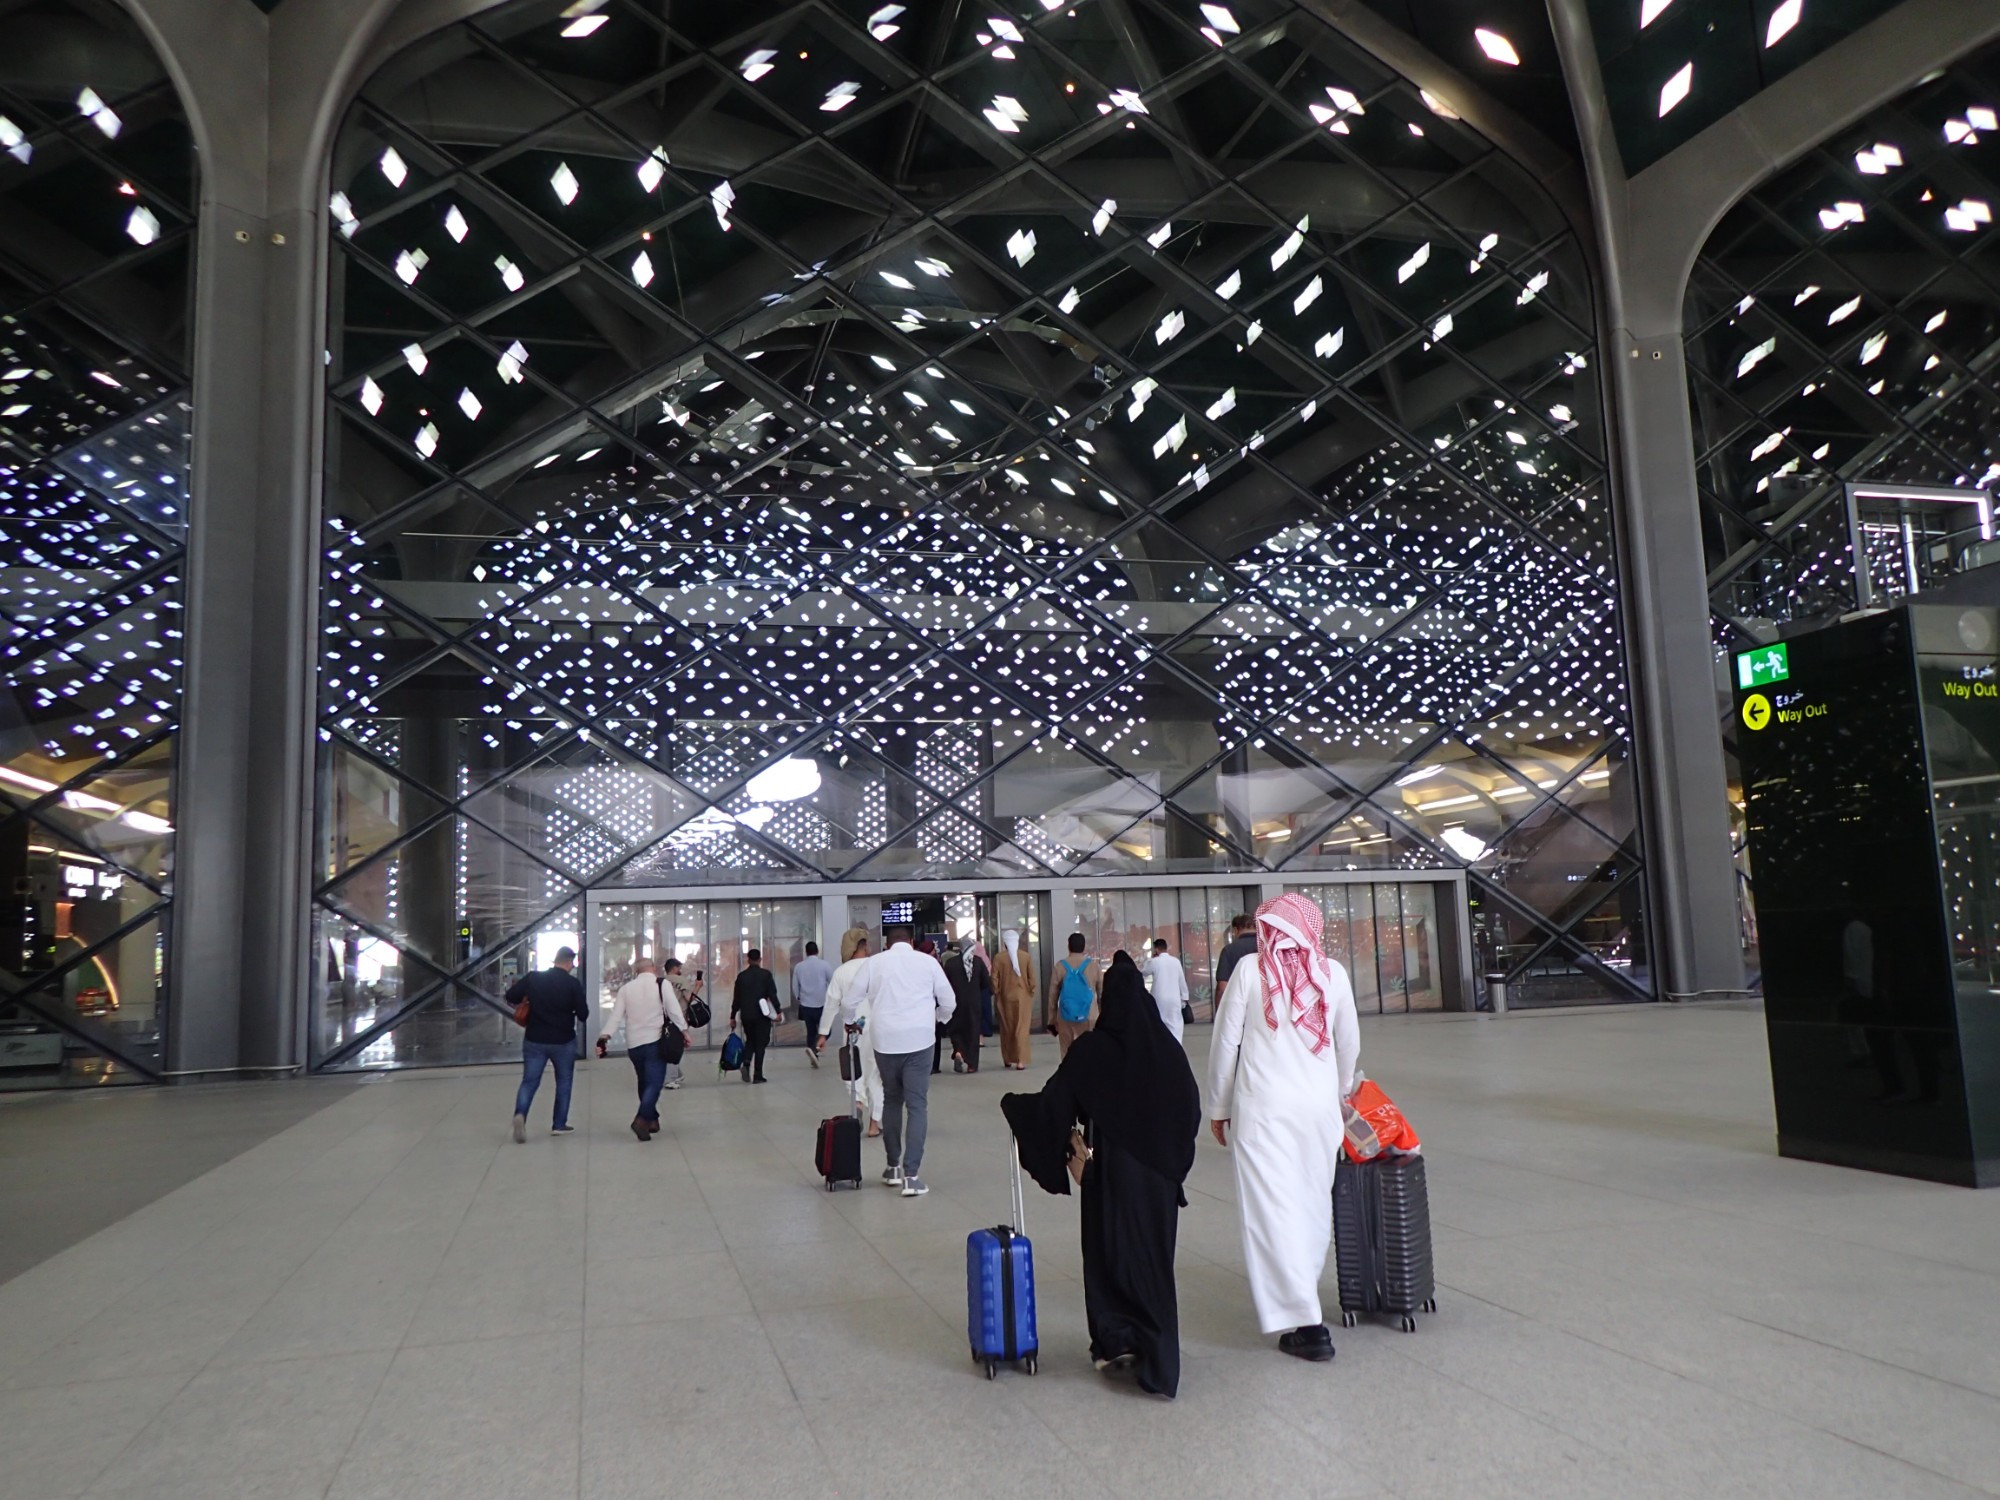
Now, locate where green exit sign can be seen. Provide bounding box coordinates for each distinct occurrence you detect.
[1736,642,1790,689]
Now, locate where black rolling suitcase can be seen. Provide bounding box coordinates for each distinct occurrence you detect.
[1333,1153,1436,1332]
[814,1056,864,1191]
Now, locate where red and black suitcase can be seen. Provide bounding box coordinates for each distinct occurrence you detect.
[814,1064,863,1190]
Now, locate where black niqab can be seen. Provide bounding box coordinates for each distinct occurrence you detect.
[1002,953,1201,1194]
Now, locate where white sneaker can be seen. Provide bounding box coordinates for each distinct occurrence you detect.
[663,1079,683,1090]
[881,1166,905,1187]
[900,1175,928,1197]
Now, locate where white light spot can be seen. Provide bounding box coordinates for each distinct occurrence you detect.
[1640,0,1675,26]
[1658,62,1692,117]
[359,377,384,415]
[1859,331,1888,365]
[1765,0,1801,47]
[378,147,407,187]
[1817,201,1865,231]
[1005,227,1037,265]
[1200,4,1240,33]
[1736,338,1775,380]
[637,147,670,192]
[1147,221,1172,248]
[77,87,120,138]
[0,115,29,164]
[1826,295,1861,324]
[740,49,777,81]
[124,206,160,246]
[443,204,469,241]
[550,162,580,204]
[1093,199,1118,236]
[822,81,862,112]
[868,5,905,41]
[1475,29,1520,66]
[457,388,482,420]
[1271,217,1307,269]
[1293,275,1322,315]
[415,421,439,458]
[1155,310,1186,343]
[1516,269,1550,305]
[1215,269,1241,299]
[1058,286,1080,314]
[495,256,525,292]
[1314,328,1344,358]
[711,180,735,229]
[561,13,608,36]
[1153,416,1187,458]
[1205,388,1237,420]
[880,270,914,289]
[402,343,428,375]
[497,341,529,383]
[631,249,655,287]
[1397,242,1430,283]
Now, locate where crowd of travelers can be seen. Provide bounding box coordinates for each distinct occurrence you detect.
[504,895,1368,1396]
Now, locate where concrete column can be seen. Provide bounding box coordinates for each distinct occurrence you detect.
[126,0,455,1076]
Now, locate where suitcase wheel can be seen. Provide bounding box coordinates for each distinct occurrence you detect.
[1341,1311,1357,1329]
[984,1360,998,1380]
[1399,1315,1417,1333]
[1423,1297,1437,1315]
[1024,1354,1038,1376]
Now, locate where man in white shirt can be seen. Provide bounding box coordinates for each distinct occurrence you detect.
[792,940,834,1069]
[599,958,686,1143]
[1145,938,1190,1043]
[838,926,955,1197]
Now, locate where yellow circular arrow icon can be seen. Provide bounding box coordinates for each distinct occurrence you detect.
[1742,693,1772,731]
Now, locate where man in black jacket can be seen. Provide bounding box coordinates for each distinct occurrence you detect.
[730,949,781,1084]
[507,946,590,1142]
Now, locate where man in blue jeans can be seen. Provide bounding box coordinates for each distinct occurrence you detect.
[508,946,590,1142]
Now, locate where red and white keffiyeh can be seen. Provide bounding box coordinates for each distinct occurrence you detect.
[1255,892,1334,1056]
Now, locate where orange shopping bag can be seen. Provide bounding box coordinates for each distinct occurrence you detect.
[1342,1076,1420,1162]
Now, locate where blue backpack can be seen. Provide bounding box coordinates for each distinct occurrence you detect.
[1056,958,1095,1023]
[720,1032,746,1072]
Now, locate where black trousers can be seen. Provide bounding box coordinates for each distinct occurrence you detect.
[740,1020,771,1081]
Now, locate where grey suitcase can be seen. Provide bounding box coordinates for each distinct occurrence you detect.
[1334,1153,1436,1332]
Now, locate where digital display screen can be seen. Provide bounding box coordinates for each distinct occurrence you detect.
[881,901,914,927]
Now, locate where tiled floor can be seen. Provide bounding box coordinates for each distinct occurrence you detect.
[2,1002,1997,1499]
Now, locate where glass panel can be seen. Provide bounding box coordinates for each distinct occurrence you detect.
[315,0,1645,1063]
[1400,882,1445,1013]
[0,2,193,1085]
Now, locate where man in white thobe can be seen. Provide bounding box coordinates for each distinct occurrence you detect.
[1207,894,1361,1360]
[1144,938,1190,1043]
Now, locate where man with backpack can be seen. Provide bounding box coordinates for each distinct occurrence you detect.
[1054,932,1101,1058]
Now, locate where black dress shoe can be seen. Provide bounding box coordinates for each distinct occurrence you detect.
[1278,1326,1335,1362]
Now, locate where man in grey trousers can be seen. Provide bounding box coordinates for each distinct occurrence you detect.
[837,926,955,1197]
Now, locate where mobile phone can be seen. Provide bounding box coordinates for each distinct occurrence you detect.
[695,970,704,982]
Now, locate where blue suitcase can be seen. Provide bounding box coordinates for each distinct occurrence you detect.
[966,1146,1038,1378]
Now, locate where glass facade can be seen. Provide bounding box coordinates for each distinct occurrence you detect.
[0,5,192,1088]
[309,0,1647,1059]
[1686,38,2000,975]
[594,896,817,1054]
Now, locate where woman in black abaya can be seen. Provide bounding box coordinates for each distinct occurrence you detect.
[1001,950,1202,1398]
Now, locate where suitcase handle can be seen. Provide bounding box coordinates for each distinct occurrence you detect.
[1009,1140,1026,1238]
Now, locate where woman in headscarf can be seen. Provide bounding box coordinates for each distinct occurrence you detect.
[992,928,1035,1070]
[817,927,884,1134]
[1207,893,1361,1362]
[1002,950,1202,1397]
